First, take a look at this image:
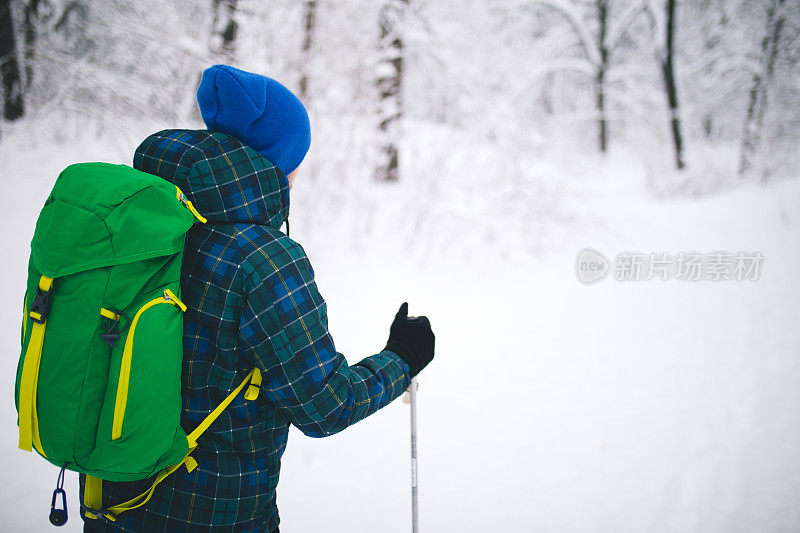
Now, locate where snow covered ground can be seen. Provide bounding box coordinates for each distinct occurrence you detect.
[1,131,799,532]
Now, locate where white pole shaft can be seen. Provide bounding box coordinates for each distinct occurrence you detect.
[410,377,419,533]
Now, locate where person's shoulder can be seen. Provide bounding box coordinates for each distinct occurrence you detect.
[230,223,313,287]
[229,222,306,258]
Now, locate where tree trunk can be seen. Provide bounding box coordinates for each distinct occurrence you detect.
[298,0,316,103]
[0,0,25,120]
[699,1,726,141]
[22,0,43,91]
[661,0,685,169]
[211,0,238,59]
[739,0,785,179]
[596,0,608,153]
[376,0,407,181]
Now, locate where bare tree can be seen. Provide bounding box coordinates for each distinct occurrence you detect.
[0,0,24,120]
[691,0,731,142]
[376,0,407,181]
[596,0,609,152]
[211,0,238,59]
[22,0,47,91]
[657,0,685,169]
[299,0,316,103]
[525,0,648,153]
[739,0,786,179]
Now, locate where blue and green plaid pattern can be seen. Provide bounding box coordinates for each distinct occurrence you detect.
[79,130,410,532]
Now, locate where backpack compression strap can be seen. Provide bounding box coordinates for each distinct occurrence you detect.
[84,367,263,522]
[18,275,55,454]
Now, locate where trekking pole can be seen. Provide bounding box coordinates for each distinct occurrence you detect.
[406,377,420,533]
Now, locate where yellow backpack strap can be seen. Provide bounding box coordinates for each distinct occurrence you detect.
[18,275,54,453]
[83,475,103,520]
[88,368,261,521]
[244,368,262,401]
[187,368,259,448]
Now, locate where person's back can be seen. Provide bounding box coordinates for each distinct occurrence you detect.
[80,68,434,533]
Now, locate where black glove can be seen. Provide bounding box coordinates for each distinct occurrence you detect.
[384,302,435,377]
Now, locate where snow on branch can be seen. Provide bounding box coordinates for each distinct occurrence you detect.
[535,57,595,78]
[512,0,602,66]
[607,0,649,54]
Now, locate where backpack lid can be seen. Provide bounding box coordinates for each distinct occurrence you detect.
[31,163,196,278]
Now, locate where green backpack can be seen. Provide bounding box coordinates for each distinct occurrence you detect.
[15,163,261,525]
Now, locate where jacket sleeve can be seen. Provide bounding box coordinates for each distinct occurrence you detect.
[238,234,411,438]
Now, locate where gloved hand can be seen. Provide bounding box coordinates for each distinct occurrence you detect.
[384,302,435,377]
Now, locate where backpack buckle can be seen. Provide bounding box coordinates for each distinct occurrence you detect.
[100,310,128,348]
[29,285,53,324]
[82,505,117,524]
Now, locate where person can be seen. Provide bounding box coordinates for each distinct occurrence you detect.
[80,65,435,532]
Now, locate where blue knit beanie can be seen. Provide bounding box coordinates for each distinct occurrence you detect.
[196,65,310,176]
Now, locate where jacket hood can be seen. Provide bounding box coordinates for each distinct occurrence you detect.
[133,129,290,228]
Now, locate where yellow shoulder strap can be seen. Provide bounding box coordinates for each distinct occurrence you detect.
[187,368,259,448]
[84,368,261,522]
[18,275,54,455]
[82,475,103,520]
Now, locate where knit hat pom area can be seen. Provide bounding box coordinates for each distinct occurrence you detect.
[196,65,311,176]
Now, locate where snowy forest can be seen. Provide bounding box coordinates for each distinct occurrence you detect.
[1,1,799,209]
[1,0,800,532]
[0,0,799,259]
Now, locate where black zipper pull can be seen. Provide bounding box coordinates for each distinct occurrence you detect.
[49,465,68,526]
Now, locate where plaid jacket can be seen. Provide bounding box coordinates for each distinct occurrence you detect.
[79,130,410,532]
